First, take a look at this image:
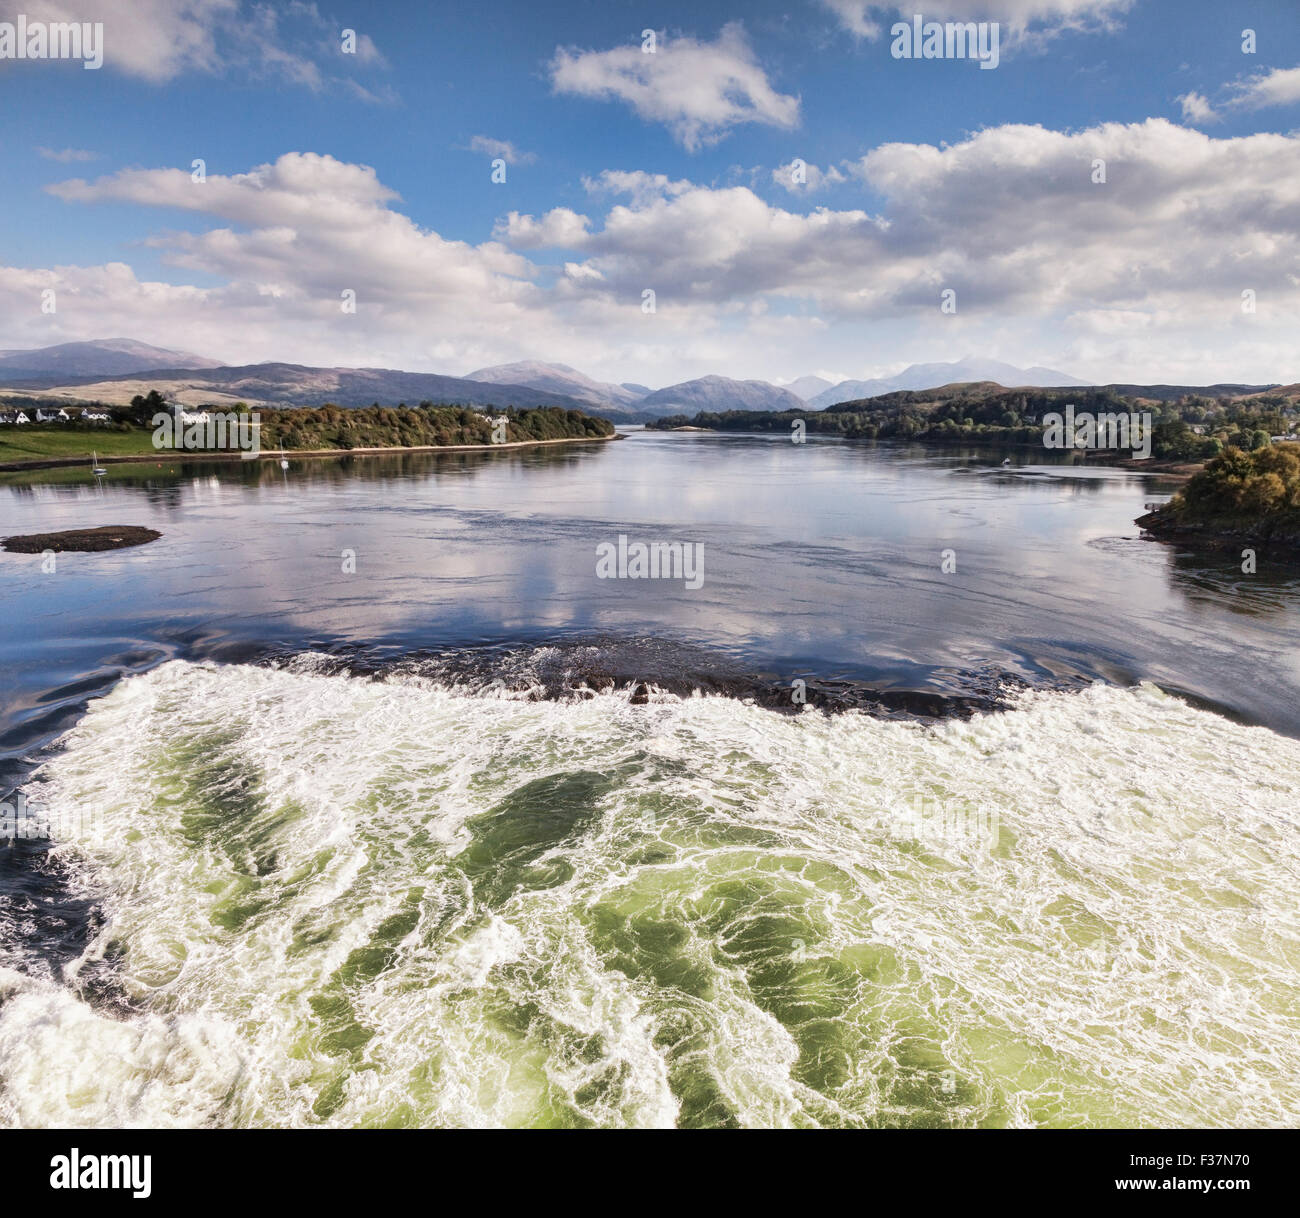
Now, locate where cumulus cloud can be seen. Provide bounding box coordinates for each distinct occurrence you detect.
[3,0,232,82]
[22,152,732,380]
[772,160,847,193]
[1170,64,1300,126]
[0,0,388,91]
[18,121,1300,386]
[549,22,799,151]
[499,119,1300,376]
[843,119,1300,313]
[563,261,604,282]
[1228,65,1300,111]
[821,0,1133,46]
[1176,92,1218,124]
[819,1,882,39]
[44,153,536,328]
[582,170,695,206]
[496,208,590,250]
[49,153,400,226]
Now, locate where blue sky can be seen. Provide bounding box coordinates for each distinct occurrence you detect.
[2,0,1298,387]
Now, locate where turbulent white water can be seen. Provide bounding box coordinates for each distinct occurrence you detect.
[1,659,1298,1128]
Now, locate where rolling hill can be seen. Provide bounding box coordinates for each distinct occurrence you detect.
[0,361,596,412]
[465,361,646,414]
[0,338,223,378]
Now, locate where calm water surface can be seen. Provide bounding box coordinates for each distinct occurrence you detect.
[2,428,1297,766]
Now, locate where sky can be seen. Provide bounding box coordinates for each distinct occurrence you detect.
[1,0,1298,389]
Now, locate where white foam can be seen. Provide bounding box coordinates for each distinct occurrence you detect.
[1,661,1297,1127]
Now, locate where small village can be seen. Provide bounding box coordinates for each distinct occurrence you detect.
[0,404,111,426]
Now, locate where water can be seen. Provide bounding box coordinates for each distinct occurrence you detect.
[1,431,1298,1127]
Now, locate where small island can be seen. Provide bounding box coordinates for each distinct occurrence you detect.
[1137,445,1300,553]
[2,525,162,553]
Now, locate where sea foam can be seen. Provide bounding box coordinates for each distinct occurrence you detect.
[2,660,1297,1128]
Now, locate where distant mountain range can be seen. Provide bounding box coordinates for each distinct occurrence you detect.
[460,365,809,416]
[0,342,815,418]
[0,343,599,413]
[805,358,1087,409]
[0,338,222,378]
[0,339,1282,420]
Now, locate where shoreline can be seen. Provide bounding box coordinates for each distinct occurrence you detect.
[659,427,1206,477]
[0,431,621,473]
[1136,508,1300,555]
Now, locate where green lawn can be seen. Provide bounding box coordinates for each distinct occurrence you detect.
[0,426,159,462]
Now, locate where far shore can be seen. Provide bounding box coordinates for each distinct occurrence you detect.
[0,431,622,473]
[660,426,1208,478]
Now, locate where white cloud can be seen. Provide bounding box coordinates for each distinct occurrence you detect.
[821,1,1133,46]
[344,26,385,67]
[497,120,1300,379]
[50,153,400,226]
[15,121,1300,388]
[0,0,388,91]
[496,208,590,250]
[563,261,604,282]
[819,1,882,39]
[1169,64,1300,127]
[582,170,694,206]
[1229,65,1300,112]
[467,136,537,166]
[512,181,886,311]
[549,22,799,151]
[45,154,536,320]
[36,146,98,162]
[843,119,1300,316]
[772,160,847,193]
[1176,92,1218,124]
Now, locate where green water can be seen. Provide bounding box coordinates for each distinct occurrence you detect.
[1,659,1298,1128]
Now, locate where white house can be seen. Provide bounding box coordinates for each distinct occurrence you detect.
[82,409,111,424]
[34,407,70,422]
[0,410,31,425]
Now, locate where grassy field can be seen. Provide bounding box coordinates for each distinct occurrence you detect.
[0,426,159,462]
[2,406,615,467]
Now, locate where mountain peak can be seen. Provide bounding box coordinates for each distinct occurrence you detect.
[0,338,223,376]
[639,375,804,414]
[808,358,1086,410]
[464,360,648,412]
